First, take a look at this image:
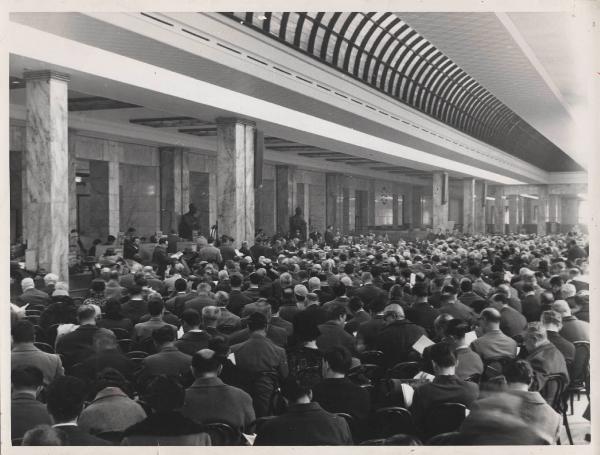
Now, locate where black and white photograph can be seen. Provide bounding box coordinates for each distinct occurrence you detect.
[2,0,598,450]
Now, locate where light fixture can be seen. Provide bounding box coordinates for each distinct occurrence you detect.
[486,196,496,201]
[520,193,539,200]
[258,15,267,20]
[75,176,83,183]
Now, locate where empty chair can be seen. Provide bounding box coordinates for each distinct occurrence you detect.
[567,341,590,414]
[423,402,467,440]
[541,374,572,445]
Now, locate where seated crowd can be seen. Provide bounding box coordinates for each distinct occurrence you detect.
[10,230,590,445]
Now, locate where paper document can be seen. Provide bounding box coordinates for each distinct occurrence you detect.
[464,331,478,346]
[413,371,435,381]
[228,352,236,365]
[412,334,435,355]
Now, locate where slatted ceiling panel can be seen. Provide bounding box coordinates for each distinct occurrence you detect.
[10,76,25,89]
[297,152,348,157]
[129,116,212,128]
[224,11,581,171]
[68,97,140,111]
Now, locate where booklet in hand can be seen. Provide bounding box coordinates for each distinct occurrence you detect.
[412,334,435,355]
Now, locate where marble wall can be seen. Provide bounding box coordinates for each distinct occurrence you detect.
[189,171,211,235]
[78,160,110,242]
[120,164,160,237]
[256,179,276,236]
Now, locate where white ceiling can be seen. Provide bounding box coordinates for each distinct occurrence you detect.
[397,11,593,168]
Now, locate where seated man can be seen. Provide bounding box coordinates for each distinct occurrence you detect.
[11,320,64,385]
[82,329,137,381]
[312,346,371,424]
[174,309,212,356]
[254,376,353,445]
[121,375,211,446]
[444,319,484,380]
[55,304,101,369]
[15,277,51,308]
[410,342,479,429]
[470,308,517,361]
[551,300,589,342]
[22,425,68,446]
[181,349,255,432]
[375,304,426,368]
[489,293,527,338]
[46,376,109,445]
[523,322,569,402]
[317,303,357,354]
[541,310,575,366]
[11,366,52,440]
[133,296,177,343]
[137,326,192,387]
[78,368,147,435]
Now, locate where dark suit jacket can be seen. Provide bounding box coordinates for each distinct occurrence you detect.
[121,411,211,446]
[227,290,253,316]
[271,316,293,336]
[228,325,288,347]
[121,299,148,325]
[357,316,386,351]
[55,324,100,369]
[174,330,212,356]
[312,377,371,422]
[138,346,192,384]
[317,321,356,354]
[411,374,479,426]
[302,303,331,326]
[560,316,590,342]
[375,319,426,367]
[53,424,110,445]
[406,302,440,335]
[522,294,542,322]
[11,392,53,438]
[526,342,570,401]
[254,402,353,445]
[15,288,51,308]
[181,377,255,431]
[231,333,288,377]
[344,310,371,335]
[81,348,138,381]
[354,284,387,312]
[278,304,301,322]
[547,330,575,365]
[500,306,528,338]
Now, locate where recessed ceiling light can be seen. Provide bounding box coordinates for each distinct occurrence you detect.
[258,15,267,20]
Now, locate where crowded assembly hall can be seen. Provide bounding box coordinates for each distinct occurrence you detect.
[6,7,594,448]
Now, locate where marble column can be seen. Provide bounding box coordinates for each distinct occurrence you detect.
[392,193,399,226]
[216,118,255,247]
[342,188,350,233]
[368,180,376,227]
[462,178,475,234]
[549,194,562,223]
[507,194,519,234]
[537,186,548,235]
[432,171,449,232]
[326,173,344,231]
[68,131,77,232]
[474,180,487,234]
[24,70,70,280]
[276,165,296,235]
[412,187,423,228]
[159,147,186,234]
[494,186,505,234]
[403,186,414,227]
[105,141,121,237]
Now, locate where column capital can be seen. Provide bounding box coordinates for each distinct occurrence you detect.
[216,117,256,128]
[23,70,70,82]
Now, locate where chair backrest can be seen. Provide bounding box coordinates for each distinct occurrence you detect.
[34,341,55,354]
[423,402,467,440]
[348,363,382,385]
[540,374,567,412]
[482,356,513,381]
[359,350,384,366]
[571,341,590,386]
[126,350,149,359]
[118,339,133,353]
[464,373,481,384]
[203,422,242,446]
[336,412,355,436]
[386,361,420,380]
[371,406,415,439]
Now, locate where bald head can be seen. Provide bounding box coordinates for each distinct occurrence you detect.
[480,307,501,332]
[551,300,571,317]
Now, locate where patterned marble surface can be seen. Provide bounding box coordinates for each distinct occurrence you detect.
[432,172,449,231]
[463,179,476,234]
[24,73,69,279]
